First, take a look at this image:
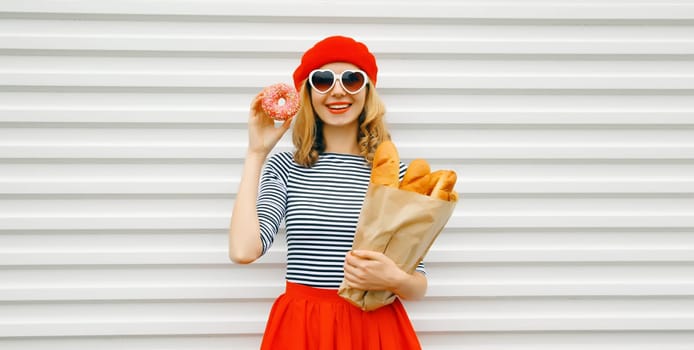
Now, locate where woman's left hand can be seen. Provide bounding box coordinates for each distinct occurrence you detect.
[343,250,408,292]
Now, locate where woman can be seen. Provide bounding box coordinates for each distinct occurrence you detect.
[229,35,425,350]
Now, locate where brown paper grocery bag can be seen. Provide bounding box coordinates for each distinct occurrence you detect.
[338,183,457,311]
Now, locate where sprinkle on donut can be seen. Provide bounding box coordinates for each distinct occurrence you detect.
[261,83,301,121]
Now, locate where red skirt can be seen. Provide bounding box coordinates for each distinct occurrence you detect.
[260,281,422,350]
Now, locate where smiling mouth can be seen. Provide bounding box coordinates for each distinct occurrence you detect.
[327,103,351,113]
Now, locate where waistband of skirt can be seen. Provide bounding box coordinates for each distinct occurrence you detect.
[284,281,343,302]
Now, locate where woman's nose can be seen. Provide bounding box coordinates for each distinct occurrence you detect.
[330,79,346,96]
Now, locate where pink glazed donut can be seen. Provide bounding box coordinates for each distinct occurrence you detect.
[261,83,301,121]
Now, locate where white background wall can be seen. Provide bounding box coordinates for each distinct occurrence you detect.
[1,1,694,349]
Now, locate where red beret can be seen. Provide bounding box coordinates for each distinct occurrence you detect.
[292,35,378,91]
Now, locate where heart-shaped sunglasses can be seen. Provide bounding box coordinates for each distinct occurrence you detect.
[308,69,369,95]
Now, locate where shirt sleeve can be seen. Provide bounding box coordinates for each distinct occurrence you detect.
[257,153,289,255]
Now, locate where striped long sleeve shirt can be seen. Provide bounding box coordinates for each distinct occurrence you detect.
[257,151,425,289]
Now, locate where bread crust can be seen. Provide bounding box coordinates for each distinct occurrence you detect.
[429,170,457,201]
[399,159,431,195]
[370,141,458,201]
[370,141,400,187]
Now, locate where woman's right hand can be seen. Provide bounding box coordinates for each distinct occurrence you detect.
[247,91,293,158]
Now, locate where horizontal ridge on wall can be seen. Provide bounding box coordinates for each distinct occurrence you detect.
[1,111,694,125]
[2,1,694,20]
[2,178,693,194]
[3,72,694,90]
[2,296,694,337]
[1,37,692,55]
[1,145,693,159]
[2,215,694,230]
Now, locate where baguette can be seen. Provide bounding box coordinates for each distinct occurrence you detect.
[370,141,400,187]
[399,159,431,195]
[428,170,457,201]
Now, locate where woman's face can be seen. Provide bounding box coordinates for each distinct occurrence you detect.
[310,62,367,129]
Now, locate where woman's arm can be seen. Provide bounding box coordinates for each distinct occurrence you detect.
[343,250,428,301]
[228,93,291,264]
[228,152,266,264]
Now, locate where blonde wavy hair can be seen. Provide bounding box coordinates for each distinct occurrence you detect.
[292,80,390,167]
